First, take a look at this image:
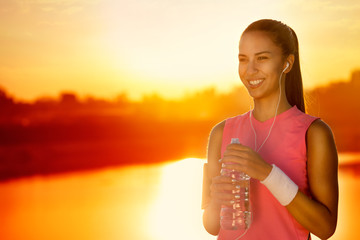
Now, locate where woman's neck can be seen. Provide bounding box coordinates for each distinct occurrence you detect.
[252,94,292,122]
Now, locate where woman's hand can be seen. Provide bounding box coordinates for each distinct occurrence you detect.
[210,174,240,206]
[220,143,272,181]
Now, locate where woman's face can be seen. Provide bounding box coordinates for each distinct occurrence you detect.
[238,31,285,100]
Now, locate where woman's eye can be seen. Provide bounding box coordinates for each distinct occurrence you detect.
[239,58,247,63]
[258,56,268,61]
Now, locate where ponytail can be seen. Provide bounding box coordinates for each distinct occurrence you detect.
[285,28,305,113]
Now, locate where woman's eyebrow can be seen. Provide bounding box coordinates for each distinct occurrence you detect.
[255,51,271,55]
[238,51,272,57]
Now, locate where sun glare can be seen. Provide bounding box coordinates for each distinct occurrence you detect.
[147,158,216,240]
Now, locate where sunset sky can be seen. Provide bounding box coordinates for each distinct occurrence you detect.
[1,0,360,101]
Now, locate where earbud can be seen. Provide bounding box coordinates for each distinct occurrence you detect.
[283,62,290,72]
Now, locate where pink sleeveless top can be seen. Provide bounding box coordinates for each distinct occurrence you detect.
[218,106,319,240]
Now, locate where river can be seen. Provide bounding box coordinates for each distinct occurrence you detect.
[0,154,359,240]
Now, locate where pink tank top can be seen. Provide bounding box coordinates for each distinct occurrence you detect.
[218,106,319,240]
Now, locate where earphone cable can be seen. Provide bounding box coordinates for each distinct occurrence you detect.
[249,70,284,152]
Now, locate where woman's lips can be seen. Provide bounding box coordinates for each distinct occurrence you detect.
[248,79,264,88]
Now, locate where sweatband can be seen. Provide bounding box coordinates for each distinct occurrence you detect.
[260,164,299,206]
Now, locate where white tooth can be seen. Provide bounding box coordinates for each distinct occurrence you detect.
[249,79,263,85]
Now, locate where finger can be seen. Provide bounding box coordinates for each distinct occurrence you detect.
[217,199,238,206]
[213,198,236,206]
[211,175,235,184]
[210,182,240,192]
[223,148,250,159]
[226,143,249,151]
[221,162,244,170]
[210,191,236,205]
[221,155,246,165]
[215,173,250,187]
[222,155,240,164]
[211,191,244,206]
[222,163,251,176]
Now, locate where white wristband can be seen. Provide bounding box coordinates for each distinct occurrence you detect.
[261,164,299,206]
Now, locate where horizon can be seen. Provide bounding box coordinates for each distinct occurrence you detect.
[1,70,358,103]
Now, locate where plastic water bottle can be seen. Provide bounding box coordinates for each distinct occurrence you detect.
[220,138,251,234]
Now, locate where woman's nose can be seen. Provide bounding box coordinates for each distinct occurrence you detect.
[246,60,258,74]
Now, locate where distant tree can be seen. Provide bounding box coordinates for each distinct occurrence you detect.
[60,92,79,105]
[0,87,14,106]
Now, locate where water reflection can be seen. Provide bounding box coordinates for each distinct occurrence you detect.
[147,158,215,240]
[0,155,359,240]
[0,159,214,240]
[0,164,164,240]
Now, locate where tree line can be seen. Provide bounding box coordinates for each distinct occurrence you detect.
[0,71,359,180]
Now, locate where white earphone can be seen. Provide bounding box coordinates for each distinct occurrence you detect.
[283,62,290,72]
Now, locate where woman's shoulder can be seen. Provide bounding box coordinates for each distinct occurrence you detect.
[306,119,337,159]
[290,107,320,129]
[307,119,335,141]
[210,112,249,137]
[209,120,226,139]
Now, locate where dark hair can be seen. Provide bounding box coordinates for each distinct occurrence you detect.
[243,19,305,113]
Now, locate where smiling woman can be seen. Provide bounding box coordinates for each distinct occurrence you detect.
[202,19,339,240]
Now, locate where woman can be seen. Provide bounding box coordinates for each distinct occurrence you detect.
[202,19,338,240]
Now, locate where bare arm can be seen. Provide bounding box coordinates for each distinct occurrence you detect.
[202,121,225,235]
[286,119,339,239]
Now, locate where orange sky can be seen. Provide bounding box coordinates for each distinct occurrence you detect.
[1,0,360,101]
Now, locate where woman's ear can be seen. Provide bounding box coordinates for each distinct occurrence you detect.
[284,54,295,73]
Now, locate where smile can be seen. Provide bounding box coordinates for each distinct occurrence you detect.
[249,79,264,86]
